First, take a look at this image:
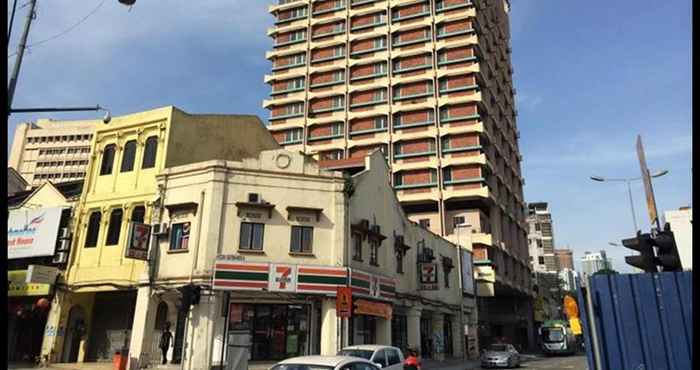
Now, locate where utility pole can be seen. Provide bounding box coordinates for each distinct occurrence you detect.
[7,0,37,116]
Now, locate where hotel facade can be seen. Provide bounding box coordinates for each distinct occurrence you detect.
[264,0,533,349]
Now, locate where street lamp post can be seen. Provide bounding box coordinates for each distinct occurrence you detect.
[590,170,669,234]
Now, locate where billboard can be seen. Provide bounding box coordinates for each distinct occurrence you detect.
[8,207,64,259]
[461,249,474,295]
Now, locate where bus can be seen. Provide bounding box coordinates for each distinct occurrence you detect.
[539,320,578,355]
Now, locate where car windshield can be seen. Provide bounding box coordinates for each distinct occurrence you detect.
[338,349,374,360]
[542,328,565,342]
[488,344,508,352]
[271,365,334,370]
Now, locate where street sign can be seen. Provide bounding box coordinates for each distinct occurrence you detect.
[26,265,58,284]
[336,287,352,318]
[636,135,661,230]
[125,222,151,260]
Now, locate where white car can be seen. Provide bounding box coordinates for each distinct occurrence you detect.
[480,343,520,368]
[270,355,381,370]
[338,345,405,370]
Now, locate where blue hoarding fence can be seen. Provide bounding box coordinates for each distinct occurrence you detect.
[578,271,692,370]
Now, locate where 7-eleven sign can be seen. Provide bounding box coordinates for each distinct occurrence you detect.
[269,264,297,292]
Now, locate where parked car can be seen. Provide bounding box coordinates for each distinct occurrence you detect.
[270,355,381,370]
[338,345,404,370]
[480,343,520,368]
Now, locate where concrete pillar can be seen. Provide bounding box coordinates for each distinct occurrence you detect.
[451,312,463,358]
[184,295,218,370]
[41,290,68,363]
[320,298,339,355]
[431,313,445,361]
[406,307,421,352]
[376,317,391,345]
[127,286,158,370]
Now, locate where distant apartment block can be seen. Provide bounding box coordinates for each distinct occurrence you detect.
[554,248,574,271]
[527,202,557,273]
[581,251,612,277]
[9,120,98,187]
[664,207,692,270]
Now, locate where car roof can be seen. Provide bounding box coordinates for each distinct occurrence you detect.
[342,345,399,351]
[276,355,373,367]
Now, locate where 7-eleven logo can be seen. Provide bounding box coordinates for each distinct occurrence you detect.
[269,264,296,292]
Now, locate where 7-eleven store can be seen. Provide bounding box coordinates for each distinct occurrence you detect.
[213,261,396,361]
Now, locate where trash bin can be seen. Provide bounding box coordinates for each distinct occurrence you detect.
[113,350,128,370]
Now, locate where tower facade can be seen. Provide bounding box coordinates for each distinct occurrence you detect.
[265,0,533,349]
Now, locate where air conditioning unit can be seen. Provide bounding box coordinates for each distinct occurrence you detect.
[153,223,169,237]
[57,239,70,252]
[53,251,68,264]
[58,227,71,240]
[248,193,261,203]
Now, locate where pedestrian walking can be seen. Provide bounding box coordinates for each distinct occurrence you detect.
[159,322,173,365]
[404,348,421,370]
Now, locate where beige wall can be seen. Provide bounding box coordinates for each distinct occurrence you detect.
[154,150,346,283]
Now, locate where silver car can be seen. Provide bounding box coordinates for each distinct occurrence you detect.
[270,355,381,370]
[480,343,520,368]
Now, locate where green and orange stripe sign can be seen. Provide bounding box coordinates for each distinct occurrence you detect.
[297,266,348,294]
[213,262,269,291]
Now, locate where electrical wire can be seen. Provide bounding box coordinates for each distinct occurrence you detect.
[27,0,106,48]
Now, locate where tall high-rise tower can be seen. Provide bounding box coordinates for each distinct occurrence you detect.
[265,0,533,349]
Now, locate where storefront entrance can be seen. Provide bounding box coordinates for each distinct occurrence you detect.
[420,317,432,358]
[8,298,50,362]
[350,315,376,345]
[228,303,310,361]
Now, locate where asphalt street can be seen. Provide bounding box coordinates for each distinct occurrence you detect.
[514,354,587,370]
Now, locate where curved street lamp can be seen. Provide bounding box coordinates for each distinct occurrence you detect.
[590,170,669,233]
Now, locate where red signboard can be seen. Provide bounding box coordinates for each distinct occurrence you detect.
[336,287,352,318]
[354,299,392,320]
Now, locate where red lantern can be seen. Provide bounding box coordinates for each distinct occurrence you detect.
[36,298,51,310]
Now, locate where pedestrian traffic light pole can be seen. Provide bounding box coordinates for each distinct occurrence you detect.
[7,0,37,116]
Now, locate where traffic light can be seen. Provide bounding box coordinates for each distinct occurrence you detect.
[180,284,202,307]
[621,232,658,273]
[653,225,682,272]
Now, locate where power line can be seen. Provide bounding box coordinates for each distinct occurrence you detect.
[28,0,107,48]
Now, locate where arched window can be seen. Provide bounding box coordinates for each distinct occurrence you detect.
[85,211,102,248]
[100,144,116,175]
[142,136,158,169]
[131,206,146,224]
[120,140,137,172]
[106,209,123,246]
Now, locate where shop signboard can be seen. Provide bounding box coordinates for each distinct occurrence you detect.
[8,270,51,297]
[125,222,151,260]
[8,206,64,259]
[461,250,474,295]
[420,263,438,290]
[336,287,352,318]
[269,264,297,292]
[213,259,348,294]
[354,299,392,320]
[26,265,59,284]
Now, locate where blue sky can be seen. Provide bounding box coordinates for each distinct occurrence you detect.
[7,0,691,272]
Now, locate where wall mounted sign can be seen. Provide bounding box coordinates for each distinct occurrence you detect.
[420,263,438,290]
[8,207,64,259]
[354,299,392,320]
[8,270,51,297]
[125,222,151,260]
[269,264,297,292]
